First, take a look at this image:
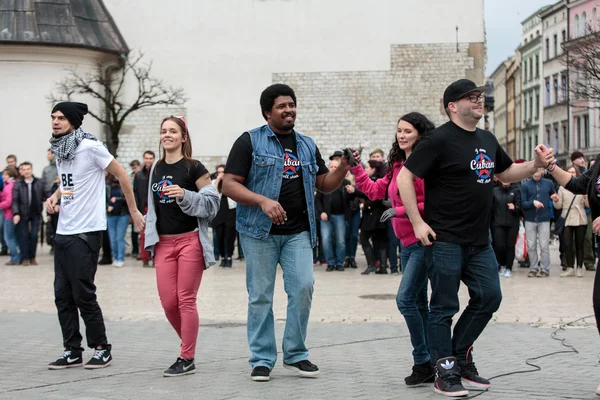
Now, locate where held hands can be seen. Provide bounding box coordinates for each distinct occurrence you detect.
[380,208,396,223]
[131,209,146,232]
[533,200,544,209]
[163,184,185,199]
[507,203,515,210]
[260,197,287,225]
[533,144,555,168]
[353,150,361,166]
[414,220,436,246]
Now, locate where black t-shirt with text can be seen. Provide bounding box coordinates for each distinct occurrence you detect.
[403,121,513,245]
[225,131,328,235]
[151,158,208,235]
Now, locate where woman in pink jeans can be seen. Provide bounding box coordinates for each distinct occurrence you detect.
[144,116,219,377]
[351,112,436,386]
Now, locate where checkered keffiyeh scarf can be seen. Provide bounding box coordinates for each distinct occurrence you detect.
[49,128,100,162]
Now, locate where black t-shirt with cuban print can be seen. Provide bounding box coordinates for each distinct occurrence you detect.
[151,158,208,235]
[403,120,513,245]
[225,131,328,235]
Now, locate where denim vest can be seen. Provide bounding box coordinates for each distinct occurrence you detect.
[236,124,318,247]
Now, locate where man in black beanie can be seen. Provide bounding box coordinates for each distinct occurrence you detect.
[45,102,145,370]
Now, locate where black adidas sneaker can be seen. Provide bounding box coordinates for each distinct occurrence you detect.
[84,345,112,369]
[433,357,469,397]
[458,347,490,390]
[48,348,83,370]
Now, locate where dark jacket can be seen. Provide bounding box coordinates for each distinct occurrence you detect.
[492,184,521,227]
[565,164,600,220]
[12,176,44,219]
[133,167,151,212]
[355,177,387,232]
[521,177,556,223]
[315,179,354,219]
[107,183,129,217]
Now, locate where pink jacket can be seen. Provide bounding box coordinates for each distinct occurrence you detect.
[0,180,14,220]
[351,162,425,247]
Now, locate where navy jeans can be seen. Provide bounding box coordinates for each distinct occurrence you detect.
[396,242,431,364]
[16,215,40,261]
[345,210,360,259]
[428,242,502,363]
[388,220,401,272]
[320,214,346,265]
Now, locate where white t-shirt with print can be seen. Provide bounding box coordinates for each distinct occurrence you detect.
[57,139,114,235]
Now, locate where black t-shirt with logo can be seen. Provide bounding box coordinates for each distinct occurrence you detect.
[403,121,513,245]
[225,131,328,235]
[151,158,208,235]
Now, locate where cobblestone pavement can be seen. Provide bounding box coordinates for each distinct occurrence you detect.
[1,242,599,399]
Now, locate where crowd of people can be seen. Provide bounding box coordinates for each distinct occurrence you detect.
[2,79,599,398]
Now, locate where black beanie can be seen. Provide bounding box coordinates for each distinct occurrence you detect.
[570,151,585,162]
[52,102,88,129]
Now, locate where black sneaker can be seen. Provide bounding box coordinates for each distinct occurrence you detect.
[251,366,271,382]
[48,348,83,370]
[163,357,195,377]
[434,357,469,397]
[326,265,335,272]
[350,258,358,269]
[405,361,435,386]
[84,345,112,369]
[458,347,490,390]
[283,360,320,377]
[335,264,345,271]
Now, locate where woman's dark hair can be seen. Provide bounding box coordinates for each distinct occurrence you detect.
[367,160,386,179]
[386,112,435,173]
[260,84,297,121]
[567,163,582,177]
[587,153,600,198]
[3,166,17,179]
[156,116,197,172]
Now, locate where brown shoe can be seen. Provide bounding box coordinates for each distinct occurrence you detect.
[21,260,30,266]
[537,270,549,277]
[527,270,538,277]
[5,261,18,265]
[30,259,38,266]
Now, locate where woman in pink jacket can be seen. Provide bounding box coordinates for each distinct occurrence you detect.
[351,112,435,386]
[0,167,20,265]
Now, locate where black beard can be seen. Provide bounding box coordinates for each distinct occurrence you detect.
[282,122,295,131]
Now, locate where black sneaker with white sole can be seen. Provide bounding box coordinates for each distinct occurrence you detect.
[163,357,195,377]
[433,357,469,397]
[251,366,271,381]
[458,347,490,390]
[84,345,112,369]
[48,348,83,370]
[283,360,320,377]
[405,361,435,386]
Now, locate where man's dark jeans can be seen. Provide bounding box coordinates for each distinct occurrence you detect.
[54,232,108,350]
[428,241,502,363]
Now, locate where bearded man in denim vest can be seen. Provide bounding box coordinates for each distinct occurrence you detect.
[223,84,350,382]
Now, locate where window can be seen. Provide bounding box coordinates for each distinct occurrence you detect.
[546,38,550,60]
[584,115,590,147]
[583,12,587,35]
[546,126,551,144]
[553,77,558,105]
[554,125,559,153]
[535,93,540,119]
[561,74,567,101]
[562,29,566,45]
[553,34,557,57]
[577,116,582,148]
[546,78,551,106]
[530,57,534,81]
[524,97,528,120]
[524,59,528,81]
[563,125,568,153]
[575,14,580,38]
[535,55,540,78]
[528,135,533,158]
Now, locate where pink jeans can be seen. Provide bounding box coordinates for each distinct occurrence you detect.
[154,231,204,359]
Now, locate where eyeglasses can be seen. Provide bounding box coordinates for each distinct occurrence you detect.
[460,93,485,103]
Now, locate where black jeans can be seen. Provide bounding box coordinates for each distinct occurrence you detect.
[563,225,587,269]
[16,215,40,260]
[215,224,236,258]
[491,224,519,270]
[54,232,108,350]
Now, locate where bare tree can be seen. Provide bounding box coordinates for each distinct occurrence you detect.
[563,22,600,109]
[48,50,187,156]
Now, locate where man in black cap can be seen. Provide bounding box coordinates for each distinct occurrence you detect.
[398,79,555,397]
[329,150,344,162]
[45,102,145,370]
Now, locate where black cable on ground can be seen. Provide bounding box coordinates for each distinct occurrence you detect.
[468,314,595,398]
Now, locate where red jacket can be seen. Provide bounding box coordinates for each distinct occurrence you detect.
[351,162,425,247]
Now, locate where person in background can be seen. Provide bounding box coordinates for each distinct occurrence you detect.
[6,154,17,170]
[491,179,521,278]
[0,167,20,265]
[369,148,385,163]
[555,165,589,278]
[106,174,130,268]
[572,151,596,271]
[129,159,141,259]
[42,149,58,253]
[12,162,44,266]
[343,171,360,269]
[134,150,155,267]
[212,164,237,268]
[521,170,559,277]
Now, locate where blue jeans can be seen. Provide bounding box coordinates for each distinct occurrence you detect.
[241,231,314,369]
[0,209,6,252]
[107,215,130,262]
[3,218,20,263]
[388,220,401,272]
[428,242,502,363]
[345,210,360,258]
[16,215,40,261]
[397,242,431,364]
[320,214,346,265]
